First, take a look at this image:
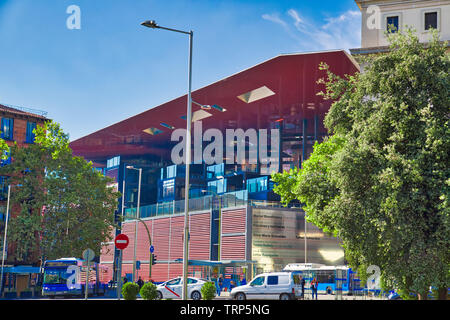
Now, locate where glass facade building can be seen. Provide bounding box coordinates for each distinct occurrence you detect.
[70,50,359,282]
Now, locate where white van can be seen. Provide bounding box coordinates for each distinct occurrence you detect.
[230,272,303,300]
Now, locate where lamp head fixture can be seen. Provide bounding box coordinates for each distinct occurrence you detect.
[141,20,159,29]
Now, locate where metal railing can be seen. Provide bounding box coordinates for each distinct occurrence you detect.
[124,190,249,220]
[1,103,48,117]
[124,190,304,221]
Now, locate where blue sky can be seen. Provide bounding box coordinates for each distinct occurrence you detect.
[0,0,361,141]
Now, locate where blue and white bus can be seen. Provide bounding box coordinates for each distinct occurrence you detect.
[283,263,361,295]
[42,258,108,298]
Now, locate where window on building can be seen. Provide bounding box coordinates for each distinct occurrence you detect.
[1,118,14,140]
[247,176,270,193]
[0,176,8,201]
[424,12,438,30]
[162,179,175,199]
[386,16,399,33]
[166,165,177,179]
[106,156,120,168]
[0,150,11,167]
[26,121,37,143]
[208,178,227,194]
[207,163,224,179]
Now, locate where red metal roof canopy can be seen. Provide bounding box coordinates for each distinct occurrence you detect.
[70,50,359,162]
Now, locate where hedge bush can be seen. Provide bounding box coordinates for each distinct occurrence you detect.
[140,282,158,300]
[201,281,216,300]
[121,282,140,300]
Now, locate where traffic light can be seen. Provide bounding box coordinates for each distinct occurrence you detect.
[152,254,157,265]
[136,260,141,270]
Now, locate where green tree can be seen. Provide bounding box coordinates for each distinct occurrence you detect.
[0,136,9,160]
[272,30,449,300]
[1,121,120,264]
[0,135,10,252]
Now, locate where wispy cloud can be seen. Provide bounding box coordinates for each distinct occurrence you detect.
[262,8,361,51]
[262,13,288,29]
[287,9,302,27]
[262,12,302,42]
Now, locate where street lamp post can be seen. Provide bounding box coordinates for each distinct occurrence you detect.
[118,177,153,300]
[305,212,307,264]
[141,19,193,300]
[117,179,126,300]
[0,185,11,295]
[126,166,142,283]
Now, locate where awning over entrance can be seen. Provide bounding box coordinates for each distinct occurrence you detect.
[174,259,256,267]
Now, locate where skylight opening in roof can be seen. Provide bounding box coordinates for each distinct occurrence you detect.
[237,86,275,104]
[143,127,164,135]
[181,109,213,122]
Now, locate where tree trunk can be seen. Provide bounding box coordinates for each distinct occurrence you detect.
[418,291,428,300]
[438,287,447,300]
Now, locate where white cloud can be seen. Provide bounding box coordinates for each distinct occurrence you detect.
[263,8,361,52]
[287,9,303,28]
[262,12,302,42]
[262,13,288,29]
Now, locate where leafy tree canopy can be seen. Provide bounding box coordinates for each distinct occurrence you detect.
[272,30,449,300]
[1,121,120,264]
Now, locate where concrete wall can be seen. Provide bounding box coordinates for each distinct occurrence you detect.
[358,0,450,48]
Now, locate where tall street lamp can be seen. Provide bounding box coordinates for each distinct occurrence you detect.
[141,19,193,300]
[0,185,11,295]
[126,165,142,283]
[305,212,307,264]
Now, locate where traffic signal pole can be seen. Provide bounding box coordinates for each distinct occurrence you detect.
[136,218,153,279]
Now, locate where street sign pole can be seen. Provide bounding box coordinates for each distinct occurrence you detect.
[82,248,94,300]
[85,259,90,300]
[117,249,123,300]
[0,185,11,297]
[114,234,129,300]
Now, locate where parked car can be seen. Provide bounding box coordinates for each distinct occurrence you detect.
[387,291,402,300]
[155,277,209,300]
[230,272,303,300]
[387,287,450,300]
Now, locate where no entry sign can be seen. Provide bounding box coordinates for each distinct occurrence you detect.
[114,234,129,250]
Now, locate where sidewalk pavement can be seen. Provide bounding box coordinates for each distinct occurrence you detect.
[215,292,385,300]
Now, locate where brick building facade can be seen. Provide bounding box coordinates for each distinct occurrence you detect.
[0,103,49,255]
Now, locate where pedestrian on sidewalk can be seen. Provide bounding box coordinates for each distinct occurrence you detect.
[136,276,144,289]
[300,276,306,299]
[240,274,246,286]
[217,274,224,296]
[311,277,318,300]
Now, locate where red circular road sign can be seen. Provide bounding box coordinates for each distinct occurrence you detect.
[114,234,129,250]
